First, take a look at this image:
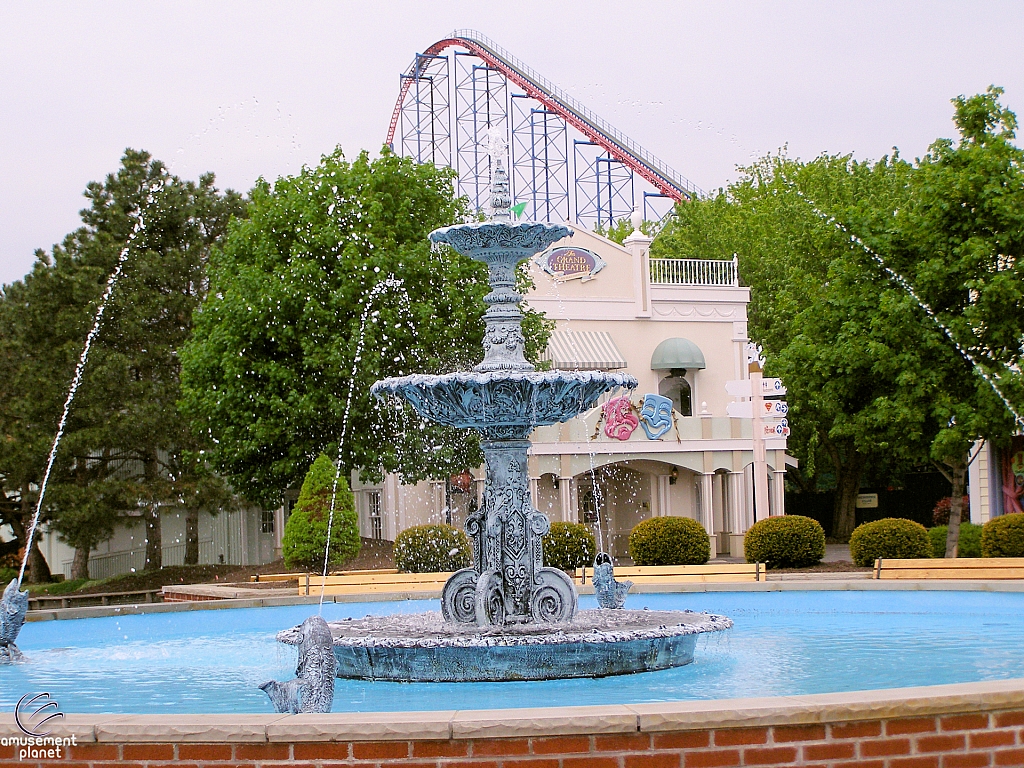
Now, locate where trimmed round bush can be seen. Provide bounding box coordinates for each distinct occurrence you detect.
[0,567,18,586]
[743,515,825,568]
[542,522,596,572]
[928,523,983,558]
[848,518,931,567]
[282,454,361,571]
[628,516,710,566]
[394,524,472,573]
[982,512,1024,558]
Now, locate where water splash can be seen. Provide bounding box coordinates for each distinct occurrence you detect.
[319,277,410,610]
[18,182,163,586]
[790,186,1024,429]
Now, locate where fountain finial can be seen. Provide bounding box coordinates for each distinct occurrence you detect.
[490,159,512,223]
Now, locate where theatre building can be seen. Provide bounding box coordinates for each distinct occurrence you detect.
[351,221,792,560]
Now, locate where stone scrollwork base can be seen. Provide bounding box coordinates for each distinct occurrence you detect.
[441,568,479,624]
[475,570,505,626]
[531,567,578,623]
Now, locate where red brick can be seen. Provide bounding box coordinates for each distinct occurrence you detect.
[888,718,939,735]
[995,748,1024,766]
[177,744,233,761]
[970,730,1016,748]
[625,753,680,768]
[655,733,712,753]
[67,744,120,760]
[772,723,826,742]
[713,727,768,746]
[122,744,176,761]
[439,762,500,768]
[499,759,560,768]
[530,736,591,754]
[293,743,351,760]
[564,757,620,768]
[653,731,712,750]
[831,762,884,768]
[684,749,741,767]
[742,746,798,765]
[234,743,291,761]
[351,741,410,760]
[889,758,940,768]
[804,741,856,761]
[994,712,1024,728]
[941,714,990,731]
[472,738,531,756]
[594,732,650,751]
[942,753,992,768]
[919,733,967,752]
[412,740,470,758]
[831,721,883,739]
[378,762,436,768]
[860,738,912,757]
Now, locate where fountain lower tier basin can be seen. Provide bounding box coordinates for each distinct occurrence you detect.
[278,609,730,682]
[370,370,637,439]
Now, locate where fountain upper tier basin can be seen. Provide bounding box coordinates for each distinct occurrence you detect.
[429,220,571,259]
[371,370,637,439]
[278,609,731,683]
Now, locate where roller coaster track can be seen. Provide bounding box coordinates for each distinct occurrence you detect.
[386,29,701,203]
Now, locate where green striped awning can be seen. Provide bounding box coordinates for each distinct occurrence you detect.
[539,331,627,371]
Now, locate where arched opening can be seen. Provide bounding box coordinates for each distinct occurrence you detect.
[659,369,693,416]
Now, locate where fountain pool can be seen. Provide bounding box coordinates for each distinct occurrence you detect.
[4,589,1024,714]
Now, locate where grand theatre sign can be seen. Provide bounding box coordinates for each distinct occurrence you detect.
[536,246,606,282]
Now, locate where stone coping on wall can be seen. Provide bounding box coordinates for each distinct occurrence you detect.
[1,679,1023,743]
[23,578,1024,622]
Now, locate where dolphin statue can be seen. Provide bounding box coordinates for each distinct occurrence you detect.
[1,578,29,663]
[592,553,631,610]
[259,614,336,714]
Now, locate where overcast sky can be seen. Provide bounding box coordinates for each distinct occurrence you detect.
[1,1,1022,287]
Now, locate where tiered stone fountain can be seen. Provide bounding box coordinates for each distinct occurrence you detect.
[279,160,731,682]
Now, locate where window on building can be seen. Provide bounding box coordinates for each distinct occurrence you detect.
[368,490,383,541]
[260,509,275,535]
[659,369,692,416]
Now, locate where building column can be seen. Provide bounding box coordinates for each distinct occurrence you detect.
[658,473,671,518]
[529,476,540,510]
[700,473,714,533]
[559,477,573,523]
[728,471,747,533]
[771,468,787,516]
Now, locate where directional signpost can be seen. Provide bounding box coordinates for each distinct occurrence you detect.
[727,343,789,522]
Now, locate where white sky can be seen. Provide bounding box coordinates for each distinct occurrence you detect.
[1,0,1022,287]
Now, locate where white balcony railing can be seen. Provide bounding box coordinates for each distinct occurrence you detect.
[650,256,739,286]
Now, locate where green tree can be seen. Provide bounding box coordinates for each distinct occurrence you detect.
[281,453,359,571]
[890,86,1024,556]
[0,150,244,576]
[180,147,551,506]
[655,153,932,539]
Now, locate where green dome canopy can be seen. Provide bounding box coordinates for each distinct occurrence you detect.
[651,337,706,370]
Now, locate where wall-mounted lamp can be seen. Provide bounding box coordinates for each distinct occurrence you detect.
[669,467,679,485]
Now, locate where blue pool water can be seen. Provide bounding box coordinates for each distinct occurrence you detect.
[2,590,1022,714]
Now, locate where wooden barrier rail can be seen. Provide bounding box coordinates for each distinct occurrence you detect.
[297,571,455,596]
[874,557,1024,579]
[28,588,163,610]
[575,562,763,583]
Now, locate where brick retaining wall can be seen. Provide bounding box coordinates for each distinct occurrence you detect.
[3,680,1023,768]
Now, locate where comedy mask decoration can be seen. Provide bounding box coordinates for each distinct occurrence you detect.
[639,393,674,440]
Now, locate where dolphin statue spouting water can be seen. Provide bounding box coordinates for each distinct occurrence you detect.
[259,614,336,714]
[1,578,29,663]
[593,553,631,610]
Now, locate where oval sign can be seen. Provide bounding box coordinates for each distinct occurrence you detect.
[538,247,606,282]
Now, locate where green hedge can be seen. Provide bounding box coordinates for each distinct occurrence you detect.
[282,454,361,571]
[849,518,931,567]
[928,523,982,558]
[744,515,825,568]
[394,524,472,573]
[628,516,710,566]
[0,567,18,586]
[542,522,596,572]
[982,512,1024,558]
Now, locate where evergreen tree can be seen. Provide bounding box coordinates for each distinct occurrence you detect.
[281,453,359,571]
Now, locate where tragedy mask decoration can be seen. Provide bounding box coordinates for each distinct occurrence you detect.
[602,395,638,441]
[639,393,674,440]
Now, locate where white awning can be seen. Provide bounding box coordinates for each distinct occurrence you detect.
[539,331,627,371]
